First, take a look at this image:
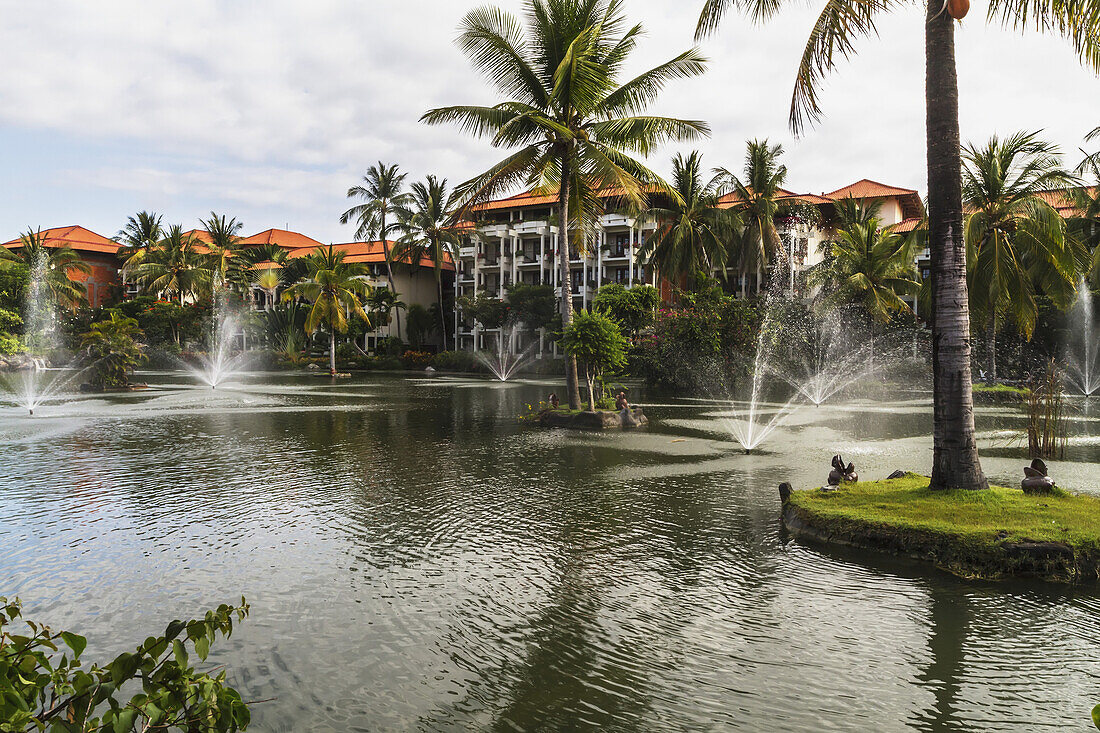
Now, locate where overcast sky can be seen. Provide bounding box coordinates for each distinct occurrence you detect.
[0,0,1096,243]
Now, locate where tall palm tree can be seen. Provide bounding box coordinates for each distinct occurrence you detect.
[962,131,1084,381]
[340,163,412,338]
[392,175,463,349]
[125,225,212,306]
[115,211,164,264]
[0,229,91,312]
[807,206,921,363]
[422,0,709,409]
[717,139,795,296]
[636,151,739,289]
[696,0,1100,491]
[281,246,372,376]
[202,212,246,292]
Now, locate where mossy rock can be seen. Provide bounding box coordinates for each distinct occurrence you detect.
[781,474,1100,583]
[537,408,648,430]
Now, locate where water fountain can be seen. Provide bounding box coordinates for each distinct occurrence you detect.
[1064,280,1099,396]
[184,280,251,389]
[474,326,535,382]
[0,253,85,414]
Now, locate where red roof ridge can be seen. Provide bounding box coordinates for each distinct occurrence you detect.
[825,178,919,198]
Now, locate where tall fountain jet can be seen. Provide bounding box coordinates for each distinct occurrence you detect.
[1064,279,1099,397]
[186,278,251,389]
[475,326,535,382]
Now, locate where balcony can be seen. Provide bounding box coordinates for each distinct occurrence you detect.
[514,220,548,235]
[459,246,475,258]
[602,248,629,260]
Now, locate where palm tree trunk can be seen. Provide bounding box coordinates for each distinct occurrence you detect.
[986,316,997,384]
[559,153,582,410]
[380,211,401,340]
[926,5,988,491]
[329,331,336,376]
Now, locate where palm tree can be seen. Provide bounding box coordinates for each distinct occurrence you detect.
[125,225,212,306]
[1070,137,1100,287]
[392,175,463,349]
[422,0,709,409]
[340,163,412,338]
[115,211,164,263]
[0,229,91,312]
[696,0,1099,491]
[365,288,406,341]
[202,212,246,292]
[636,151,739,289]
[963,131,1084,381]
[717,139,795,296]
[281,246,372,376]
[807,206,921,364]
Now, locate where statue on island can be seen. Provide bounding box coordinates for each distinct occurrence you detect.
[617,391,640,428]
[828,455,858,486]
[1021,458,1056,494]
[547,393,560,409]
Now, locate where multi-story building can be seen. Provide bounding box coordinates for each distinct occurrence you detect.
[0,226,125,308]
[454,178,925,352]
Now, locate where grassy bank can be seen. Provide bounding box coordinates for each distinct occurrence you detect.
[783,474,1100,582]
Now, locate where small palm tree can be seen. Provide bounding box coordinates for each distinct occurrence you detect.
[1070,141,1100,287]
[637,151,740,289]
[116,211,164,265]
[422,0,709,408]
[0,229,91,312]
[281,246,372,376]
[392,175,463,349]
[365,288,406,340]
[807,208,921,365]
[80,312,146,390]
[202,212,246,292]
[240,244,293,310]
[963,131,1085,381]
[340,163,412,336]
[716,140,796,296]
[125,225,212,305]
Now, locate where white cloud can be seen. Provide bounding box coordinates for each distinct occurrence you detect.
[0,0,1097,241]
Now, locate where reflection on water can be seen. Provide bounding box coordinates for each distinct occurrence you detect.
[2,373,1099,731]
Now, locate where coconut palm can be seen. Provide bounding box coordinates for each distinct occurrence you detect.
[0,229,91,312]
[696,0,1100,491]
[202,212,246,291]
[637,151,739,289]
[116,211,164,263]
[392,175,463,349]
[281,246,372,376]
[125,225,212,305]
[807,207,921,363]
[962,131,1084,381]
[422,0,709,408]
[1070,139,1100,287]
[340,163,412,337]
[716,139,797,296]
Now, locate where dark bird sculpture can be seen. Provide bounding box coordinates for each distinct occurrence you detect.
[1021,458,1056,494]
[828,455,858,486]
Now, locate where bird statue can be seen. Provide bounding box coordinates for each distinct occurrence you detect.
[1021,458,1056,495]
[828,455,858,486]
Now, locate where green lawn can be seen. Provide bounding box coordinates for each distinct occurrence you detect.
[785,475,1100,580]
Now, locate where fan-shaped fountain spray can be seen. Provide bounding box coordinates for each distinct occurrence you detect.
[185,280,251,389]
[475,326,535,382]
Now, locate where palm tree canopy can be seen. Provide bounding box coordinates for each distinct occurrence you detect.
[202,212,246,289]
[637,151,740,279]
[962,130,1085,336]
[2,229,92,311]
[116,211,164,263]
[422,0,710,240]
[281,247,372,335]
[391,175,463,280]
[125,225,212,302]
[340,163,413,241]
[697,0,1100,134]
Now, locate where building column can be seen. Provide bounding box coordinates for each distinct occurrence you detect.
[628,226,635,286]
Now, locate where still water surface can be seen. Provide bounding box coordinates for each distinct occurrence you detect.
[2,373,1100,731]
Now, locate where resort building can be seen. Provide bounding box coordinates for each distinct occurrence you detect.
[0,226,124,308]
[454,178,925,353]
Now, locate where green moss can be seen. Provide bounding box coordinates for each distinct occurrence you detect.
[789,474,1098,546]
[972,383,1028,394]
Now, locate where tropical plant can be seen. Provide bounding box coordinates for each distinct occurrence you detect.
[0,229,91,312]
[80,312,146,390]
[125,225,213,305]
[505,283,558,334]
[962,131,1084,381]
[457,292,510,331]
[115,211,164,266]
[561,309,629,410]
[807,206,921,364]
[281,246,371,375]
[202,212,247,291]
[715,140,798,296]
[365,287,406,338]
[339,162,412,337]
[422,0,709,409]
[1070,141,1100,287]
[593,282,659,336]
[392,175,462,348]
[637,151,739,285]
[0,595,251,732]
[695,0,1100,491]
[405,303,437,348]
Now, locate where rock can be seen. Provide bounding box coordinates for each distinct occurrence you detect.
[537,408,647,431]
[424,366,436,373]
[778,482,793,504]
[1022,458,1056,495]
[887,470,907,480]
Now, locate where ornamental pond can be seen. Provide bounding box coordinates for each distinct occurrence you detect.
[3,372,1100,731]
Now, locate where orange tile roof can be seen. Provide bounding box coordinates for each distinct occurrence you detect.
[241,228,325,250]
[825,179,924,220]
[1,225,121,255]
[717,187,833,207]
[180,229,214,244]
[286,241,455,271]
[1036,187,1096,217]
[890,218,925,233]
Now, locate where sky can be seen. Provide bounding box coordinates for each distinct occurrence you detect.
[0,0,1097,244]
